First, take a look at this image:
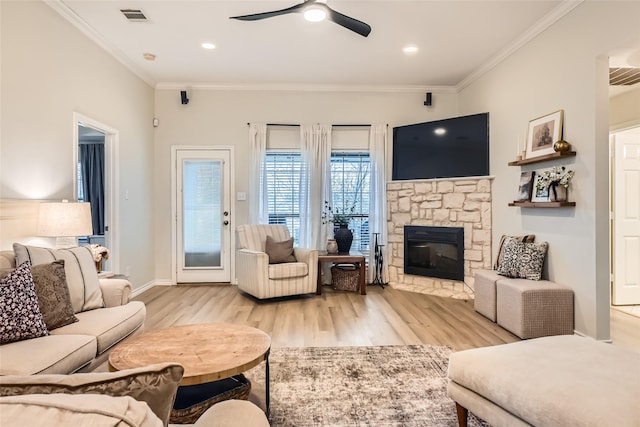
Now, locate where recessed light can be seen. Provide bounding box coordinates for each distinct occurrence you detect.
[201,42,216,50]
[403,45,419,55]
[434,128,446,136]
[143,52,156,61]
[304,6,326,22]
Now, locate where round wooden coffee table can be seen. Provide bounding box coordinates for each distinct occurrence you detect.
[109,323,271,422]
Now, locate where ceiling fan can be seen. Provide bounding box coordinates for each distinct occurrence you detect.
[229,0,371,38]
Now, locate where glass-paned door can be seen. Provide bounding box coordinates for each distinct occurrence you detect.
[175,148,231,283]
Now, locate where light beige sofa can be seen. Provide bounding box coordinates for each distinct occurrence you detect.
[236,224,319,299]
[0,246,146,375]
[447,335,640,427]
[0,362,270,427]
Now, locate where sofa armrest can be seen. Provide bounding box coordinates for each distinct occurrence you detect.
[293,247,319,265]
[99,278,132,307]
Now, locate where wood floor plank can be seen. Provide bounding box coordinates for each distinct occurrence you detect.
[133,284,639,352]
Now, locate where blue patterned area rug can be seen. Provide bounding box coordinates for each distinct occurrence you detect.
[246,345,489,427]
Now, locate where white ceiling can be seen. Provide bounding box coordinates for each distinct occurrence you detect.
[51,0,590,90]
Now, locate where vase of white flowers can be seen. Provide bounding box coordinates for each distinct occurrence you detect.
[89,244,110,272]
[536,166,574,202]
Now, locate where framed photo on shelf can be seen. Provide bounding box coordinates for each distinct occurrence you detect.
[525,110,563,159]
[531,174,550,202]
[516,171,535,202]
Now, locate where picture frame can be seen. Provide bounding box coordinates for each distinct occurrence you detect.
[531,174,550,202]
[516,171,535,202]
[525,110,563,159]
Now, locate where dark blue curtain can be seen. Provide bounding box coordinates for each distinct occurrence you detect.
[79,144,105,235]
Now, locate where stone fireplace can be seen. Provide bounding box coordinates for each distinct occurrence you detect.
[387,177,493,295]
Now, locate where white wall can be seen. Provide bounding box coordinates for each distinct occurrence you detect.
[610,87,640,129]
[0,1,156,290]
[458,1,640,339]
[153,89,460,281]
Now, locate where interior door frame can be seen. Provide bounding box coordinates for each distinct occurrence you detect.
[171,146,235,285]
[73,112,119,273]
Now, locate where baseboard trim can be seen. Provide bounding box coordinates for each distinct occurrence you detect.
[131,280,174,298]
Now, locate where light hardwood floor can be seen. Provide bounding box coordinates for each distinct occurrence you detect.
[134,283,638,353]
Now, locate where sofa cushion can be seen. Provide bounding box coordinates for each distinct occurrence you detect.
[50,301,146,355]
[0,362,183,427]
[265,236,296,264]
[0,394,162,427]
[0,261,49,345]
[13,244,104,313]
[31,260,79,330]
[448,335,640,427]
[0,334,96,375]
[496,238,548,280]
[268,262,308,280]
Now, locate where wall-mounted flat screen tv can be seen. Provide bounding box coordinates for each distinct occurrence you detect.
[392,113,489,180]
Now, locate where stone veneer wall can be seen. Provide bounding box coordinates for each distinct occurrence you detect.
[386,177,493,296]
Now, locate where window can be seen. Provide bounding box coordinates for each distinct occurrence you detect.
[263,151,371,250]
[264,152,302,243]
[330,152,370,252]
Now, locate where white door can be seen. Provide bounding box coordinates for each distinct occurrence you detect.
[612,128,640,305]
[174,148,232,283]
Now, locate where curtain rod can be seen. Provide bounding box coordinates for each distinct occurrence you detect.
[246,123,387,127]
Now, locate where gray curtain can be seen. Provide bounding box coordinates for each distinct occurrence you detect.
[79,144,105,235]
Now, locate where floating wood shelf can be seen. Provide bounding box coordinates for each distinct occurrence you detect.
[508,151,576,166]
[508,201,576,208]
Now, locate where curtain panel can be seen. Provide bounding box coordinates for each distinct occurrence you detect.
[79,143,105,235]
[299,124,332,249]
[368,124,388,282]
[248,123,268,224]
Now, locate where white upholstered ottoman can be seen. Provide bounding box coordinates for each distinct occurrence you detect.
[447,335,640,427]
[496,278,573,339]
[473,269,502,322]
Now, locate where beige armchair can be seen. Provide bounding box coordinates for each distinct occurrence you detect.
[236,224,319,299]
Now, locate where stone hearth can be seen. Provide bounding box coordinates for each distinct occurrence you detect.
[386,177,493,298]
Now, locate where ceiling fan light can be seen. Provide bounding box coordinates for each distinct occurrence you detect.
[304,6,326,22]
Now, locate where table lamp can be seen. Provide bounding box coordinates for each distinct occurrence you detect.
[37,200,93,248]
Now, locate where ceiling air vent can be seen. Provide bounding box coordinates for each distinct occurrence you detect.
[609,67,640,86]
[120,9,147,22]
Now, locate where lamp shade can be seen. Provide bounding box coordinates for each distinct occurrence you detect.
[38,202,93,237]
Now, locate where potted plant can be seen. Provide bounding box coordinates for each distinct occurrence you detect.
[536,166,575,202]
[322,201,355,254]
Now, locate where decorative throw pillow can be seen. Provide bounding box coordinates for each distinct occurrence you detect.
[30,260,79,330]
[496,239,548,280]
[0,362,184,427]
[494,234,536,270]
[13,244,104,313]
[265,236,297,264]
[0,261,49,345]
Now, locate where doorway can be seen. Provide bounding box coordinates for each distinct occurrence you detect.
[611,125,640,308]
[172,147,233,283]
[73,113,118,273]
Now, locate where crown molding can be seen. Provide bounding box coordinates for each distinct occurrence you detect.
[154,82,459,94]
[46,0,156,88]
[456,0,584,92]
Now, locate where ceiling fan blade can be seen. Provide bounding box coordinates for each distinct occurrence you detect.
[229,3,305,21]
[326,6,371,37]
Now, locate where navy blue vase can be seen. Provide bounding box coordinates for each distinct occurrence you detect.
[334,224,353,254]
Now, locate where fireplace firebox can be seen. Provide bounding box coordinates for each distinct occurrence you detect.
[404,226,464,281]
